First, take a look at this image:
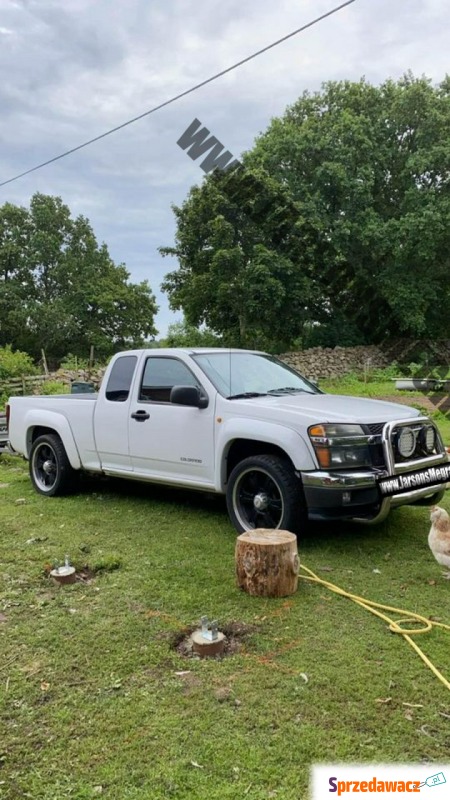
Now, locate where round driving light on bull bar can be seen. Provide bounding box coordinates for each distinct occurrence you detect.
[421,425,436,454]
[397,427,417,458]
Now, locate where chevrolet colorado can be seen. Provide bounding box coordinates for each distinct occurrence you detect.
[6,349,449,533]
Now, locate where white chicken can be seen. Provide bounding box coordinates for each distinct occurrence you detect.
[429,506,450,579]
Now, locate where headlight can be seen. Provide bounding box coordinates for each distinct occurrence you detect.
[396,427,417,458]
[308,423,372,469]
[419,425,436,455]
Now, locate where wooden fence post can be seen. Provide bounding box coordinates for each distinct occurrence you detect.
[88,346,95,379]
[41,349,49,376]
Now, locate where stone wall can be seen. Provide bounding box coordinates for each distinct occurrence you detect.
[51,367,106,388]
[279,340,450,381]
[279,346,390,381]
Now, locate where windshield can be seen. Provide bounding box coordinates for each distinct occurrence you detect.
[192,352,320,398]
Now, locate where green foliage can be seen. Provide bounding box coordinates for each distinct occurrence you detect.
[0,194,159,361]
[301,316,367,349]
[90,553,123,573]
[161,319,223,348]
[428,366,450,380]
[0,345,34,379]
[364,364,400,381]
[404,362,424,377]
[402,362,450,379]
[162,74,450,347]
[40,380,69,395]
[352,363,404,382]
[60,354,91,371]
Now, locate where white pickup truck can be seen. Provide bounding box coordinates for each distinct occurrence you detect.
[6,348,449,533]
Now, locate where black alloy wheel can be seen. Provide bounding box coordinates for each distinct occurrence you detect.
[226,454,305,534]
[30,434,77,496]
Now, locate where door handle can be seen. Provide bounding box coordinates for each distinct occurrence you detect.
[131,410,150,421]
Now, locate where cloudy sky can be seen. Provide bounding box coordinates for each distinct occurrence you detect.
[0,0,447,335]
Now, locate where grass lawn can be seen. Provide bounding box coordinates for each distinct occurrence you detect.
[1,399,450,799]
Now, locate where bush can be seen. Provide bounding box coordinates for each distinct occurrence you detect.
[60,354,90,371]
[0,345,35,380]
[40,380,69,396]
[403,362,450,380]
[365,364,400,382]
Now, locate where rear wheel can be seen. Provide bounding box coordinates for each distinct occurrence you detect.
[226,454,305,534]
[29,434,78,496]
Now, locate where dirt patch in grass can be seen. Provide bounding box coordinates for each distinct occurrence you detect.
[75,566,96,583]
[171,620,258,659]
[44,558,120,585]
[377,394,450,414]
[43,564,96,584]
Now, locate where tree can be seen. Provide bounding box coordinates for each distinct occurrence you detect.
[160,166,319,351]
[0,202,34,348]
[161,74,450,348]
[0,194,158,361]
[162,319,223,348]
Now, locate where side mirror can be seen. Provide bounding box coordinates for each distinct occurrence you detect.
[170,385,209,409]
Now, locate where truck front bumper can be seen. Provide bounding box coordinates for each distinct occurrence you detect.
[300,469,447,524]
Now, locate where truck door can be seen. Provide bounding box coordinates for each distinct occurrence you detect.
[128,355,215,485]
[94,354,137,472]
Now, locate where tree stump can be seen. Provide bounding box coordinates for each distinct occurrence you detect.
[235,529,299,597]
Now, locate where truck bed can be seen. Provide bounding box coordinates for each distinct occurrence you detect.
[8,394,99,470]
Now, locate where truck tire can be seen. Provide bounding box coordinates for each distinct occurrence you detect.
[226,454,305,534]
[29,434,78,497]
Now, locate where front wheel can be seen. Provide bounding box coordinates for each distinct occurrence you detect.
[29,434,78,496]
[226,454,306,534]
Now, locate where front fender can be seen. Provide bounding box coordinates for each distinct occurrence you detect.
[216,419,316,491]
[24,411,82,470]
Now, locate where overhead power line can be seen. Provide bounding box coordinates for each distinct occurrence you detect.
[0,0,356,188]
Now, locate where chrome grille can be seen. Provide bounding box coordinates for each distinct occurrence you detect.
[361,424,386,468]
[365,423,385,436]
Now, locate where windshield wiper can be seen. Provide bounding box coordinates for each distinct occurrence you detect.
[267,387,307,395]
[227,392,268,400]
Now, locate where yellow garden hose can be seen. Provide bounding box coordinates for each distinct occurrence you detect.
[299,564,450,692]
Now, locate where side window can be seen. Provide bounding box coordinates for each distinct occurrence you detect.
[139,357,200,403]
[105,356,137,402]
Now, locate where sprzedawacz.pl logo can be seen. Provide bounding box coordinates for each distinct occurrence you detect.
[329,777,421,794]
[312,765,448,798]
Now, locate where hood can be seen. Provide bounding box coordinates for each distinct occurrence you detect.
[222,392,423,426]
